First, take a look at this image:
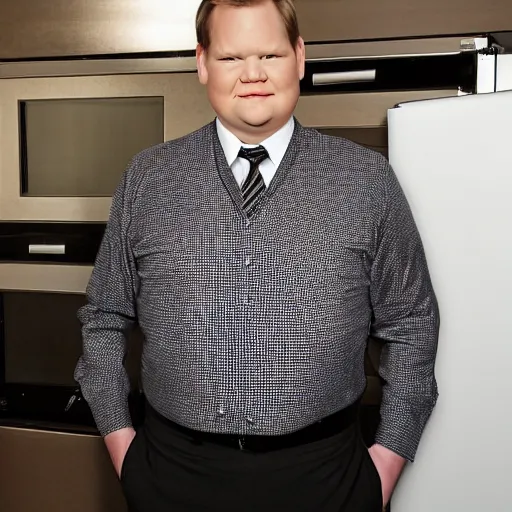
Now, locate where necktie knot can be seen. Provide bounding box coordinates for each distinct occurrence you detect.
[238,145,269,167]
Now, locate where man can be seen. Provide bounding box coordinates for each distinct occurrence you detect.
[75,0,440,510]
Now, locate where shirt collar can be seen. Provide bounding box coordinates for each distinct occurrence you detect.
[216,117,295,168]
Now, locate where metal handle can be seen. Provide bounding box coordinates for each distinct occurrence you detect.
[28,244,66,255]
[312,69,377,86]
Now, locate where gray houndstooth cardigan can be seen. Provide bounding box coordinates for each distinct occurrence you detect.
[75,119,439,462]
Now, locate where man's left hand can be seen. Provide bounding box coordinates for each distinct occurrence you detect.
[368,443,407,508]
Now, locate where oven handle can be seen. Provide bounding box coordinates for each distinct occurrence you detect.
[312,69,377,86]
[28,244,66,255]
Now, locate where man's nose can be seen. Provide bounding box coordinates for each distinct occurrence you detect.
[240,58,267,82]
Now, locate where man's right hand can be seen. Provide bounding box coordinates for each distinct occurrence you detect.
[104,427,137,478]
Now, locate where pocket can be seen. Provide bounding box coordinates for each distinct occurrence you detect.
[361,441,383,503]
[120,431,139,483]
[366,450,382,492]
[360,436,382,499]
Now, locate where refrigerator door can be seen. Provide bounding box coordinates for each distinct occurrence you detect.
[387,91,512,511]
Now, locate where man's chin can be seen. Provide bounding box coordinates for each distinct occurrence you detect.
[240,116,273,129]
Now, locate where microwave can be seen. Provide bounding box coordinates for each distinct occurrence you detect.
[0,56,214,224]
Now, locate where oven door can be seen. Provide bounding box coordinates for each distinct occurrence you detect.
[0,289,143,431]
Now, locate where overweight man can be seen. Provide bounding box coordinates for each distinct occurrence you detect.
[75,1,440,510]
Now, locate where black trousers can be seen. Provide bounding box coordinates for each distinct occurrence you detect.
[121,405,383,512]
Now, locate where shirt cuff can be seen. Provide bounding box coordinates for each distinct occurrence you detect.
[374,393,438,462]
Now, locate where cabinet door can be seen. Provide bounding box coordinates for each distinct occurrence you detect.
[295,0,512,42]
[0,426,128,512]
[0,0,201,59]
[1,0,511,59]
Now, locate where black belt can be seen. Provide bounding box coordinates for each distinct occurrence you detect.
[147,401,360,453]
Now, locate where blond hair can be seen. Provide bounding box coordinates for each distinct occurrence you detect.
[196,0,300,50]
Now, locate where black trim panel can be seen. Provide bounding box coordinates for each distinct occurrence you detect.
[0,222,106,264]
[1,384,97,428]
[0,49,197,64]
[491,31,512,52]
[18,102,29,195]
[301,52,477,94]
[0,294,5,414]
[0,384,146,432]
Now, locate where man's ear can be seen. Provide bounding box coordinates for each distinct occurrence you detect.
[295,37,306,81]
[196,44,208,85]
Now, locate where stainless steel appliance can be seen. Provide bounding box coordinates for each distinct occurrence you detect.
[0,32,508,512]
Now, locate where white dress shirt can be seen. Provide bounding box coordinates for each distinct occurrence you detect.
[216,117,295,188]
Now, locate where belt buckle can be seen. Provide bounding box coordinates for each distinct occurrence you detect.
[238,436,245,451]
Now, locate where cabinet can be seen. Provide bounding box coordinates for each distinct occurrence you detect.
[295,0,512,43]
[1,0,511,60]
[0,425,128,512]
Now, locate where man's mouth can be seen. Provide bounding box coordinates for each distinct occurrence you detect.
[239,93,273,99]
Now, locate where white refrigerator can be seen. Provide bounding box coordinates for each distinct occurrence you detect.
[387,90,512,511]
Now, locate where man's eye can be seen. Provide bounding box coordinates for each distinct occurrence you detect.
[220,57,236,61]
[263,55,278,59]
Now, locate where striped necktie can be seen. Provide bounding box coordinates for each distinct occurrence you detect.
[238,145,269,216]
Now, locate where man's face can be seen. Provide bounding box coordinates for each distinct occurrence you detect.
[196,1,305,142]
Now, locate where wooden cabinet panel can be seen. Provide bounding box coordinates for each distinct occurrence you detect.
[295,0,512,43]
[0,0,201,59]
[0,0,511,59]
[0,426,127,512]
